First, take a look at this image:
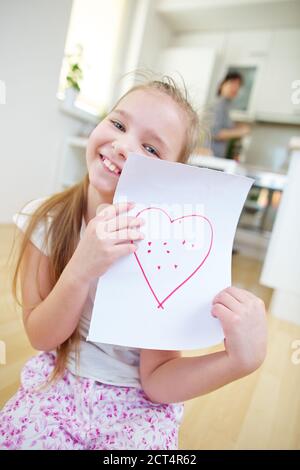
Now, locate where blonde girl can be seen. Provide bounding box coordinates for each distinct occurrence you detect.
[0,78,267,450]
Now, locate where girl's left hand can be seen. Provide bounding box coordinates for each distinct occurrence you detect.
[211,286,267,376]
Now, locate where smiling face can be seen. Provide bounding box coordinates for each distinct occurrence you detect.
[85,88,187,211]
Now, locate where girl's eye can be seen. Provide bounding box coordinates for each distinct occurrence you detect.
[111,120,125,132]
[143,144,160,158]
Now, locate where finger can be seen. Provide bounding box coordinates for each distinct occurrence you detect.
[224,286,253,303]
[211,302,232,322]
[108,228,144,243]
[213,286,248,304]
[96,218,144,241]
[212,291,241,312]
[110,242,138,260]
[96,202,135,221]
[104,215,145,233]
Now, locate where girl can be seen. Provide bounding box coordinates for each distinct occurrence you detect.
[0,78,267,450]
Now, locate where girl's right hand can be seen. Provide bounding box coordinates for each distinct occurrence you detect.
[66,202,144,284]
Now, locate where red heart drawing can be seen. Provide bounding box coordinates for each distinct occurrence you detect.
[133,207,213,309]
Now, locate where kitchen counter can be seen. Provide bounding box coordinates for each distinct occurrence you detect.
[189,155,287,233]
[188,155,287,191]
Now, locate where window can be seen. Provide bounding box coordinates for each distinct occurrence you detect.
[58,0,127,116]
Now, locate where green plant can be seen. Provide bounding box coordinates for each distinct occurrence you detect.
[66,62,83,92]
[65,45,83,92]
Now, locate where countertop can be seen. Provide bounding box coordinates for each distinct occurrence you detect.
[189,155,287,192]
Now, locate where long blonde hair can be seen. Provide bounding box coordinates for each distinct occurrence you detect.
[12,76,200,382]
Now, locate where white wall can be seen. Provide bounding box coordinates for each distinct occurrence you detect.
[0,0,83,223]
[137,2,172,72]
[118,0,172,98]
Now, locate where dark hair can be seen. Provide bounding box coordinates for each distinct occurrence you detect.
[217,71,243,96]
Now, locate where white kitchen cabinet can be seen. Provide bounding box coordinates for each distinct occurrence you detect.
[157,46,216,111]
[254,29,300,122]
[172,26,300,123]
[255,59,300,117]
[223,31,272,64]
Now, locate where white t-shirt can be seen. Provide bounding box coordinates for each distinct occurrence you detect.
[13,198,141,388]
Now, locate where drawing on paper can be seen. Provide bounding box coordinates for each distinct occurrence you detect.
[132,207,214,309]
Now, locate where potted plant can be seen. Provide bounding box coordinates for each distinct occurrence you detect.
[64,45,83,107]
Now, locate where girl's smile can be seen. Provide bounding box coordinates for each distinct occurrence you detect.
[99,153,122,177]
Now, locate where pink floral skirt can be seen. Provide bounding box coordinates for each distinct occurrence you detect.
[0,352,184,450]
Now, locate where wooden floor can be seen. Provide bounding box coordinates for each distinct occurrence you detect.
[1,224,299,449]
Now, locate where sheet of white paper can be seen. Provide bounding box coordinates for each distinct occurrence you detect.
[88,154,253,350]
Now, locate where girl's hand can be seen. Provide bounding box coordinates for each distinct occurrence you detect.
[67,202,144,284]
[211,286,267,376]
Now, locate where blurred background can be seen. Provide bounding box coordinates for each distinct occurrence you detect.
[0,0,299,449]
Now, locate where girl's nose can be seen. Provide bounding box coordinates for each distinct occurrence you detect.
[112,141,129,160]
